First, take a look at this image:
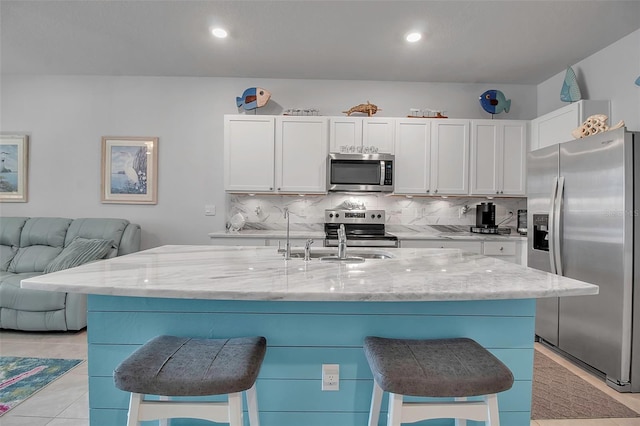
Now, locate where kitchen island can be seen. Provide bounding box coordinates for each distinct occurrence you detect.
[22,245,598,426]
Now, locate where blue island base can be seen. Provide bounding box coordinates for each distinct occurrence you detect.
[87,296,535,426]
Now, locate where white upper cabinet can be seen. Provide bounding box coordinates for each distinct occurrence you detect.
[275,116,329,193]
[430,120,470,195]
[224,115,275,192]
[329,117,395,153]
[224,115,328,193]
[470,120,526,196]
[394,119,432,194]
[530,100,610,151]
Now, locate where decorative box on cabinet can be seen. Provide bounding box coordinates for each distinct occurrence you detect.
[329,117,395,154]
[530,100,610,151]
[224,115,329,194]
[470,120,527,196]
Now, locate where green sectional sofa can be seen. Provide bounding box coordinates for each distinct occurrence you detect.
[0,217,140,331]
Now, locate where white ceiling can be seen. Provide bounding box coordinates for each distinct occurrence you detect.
[1,1,639,85]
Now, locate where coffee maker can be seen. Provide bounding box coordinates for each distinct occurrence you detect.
[470,202,497,233]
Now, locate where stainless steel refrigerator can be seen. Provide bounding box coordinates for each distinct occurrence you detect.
[527,127,640,392]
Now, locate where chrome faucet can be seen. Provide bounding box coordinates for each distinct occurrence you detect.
[337,224,347,259]
[304,239,314,261]
[279,207,291,260]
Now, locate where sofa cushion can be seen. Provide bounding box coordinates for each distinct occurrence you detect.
[0,217,28,271]
[0,272,67,311]
[65,218,130,258]
[44,237,113,274]
[7,218,72,273]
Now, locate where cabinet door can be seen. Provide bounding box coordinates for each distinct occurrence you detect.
[394,120,431,194]
[532,103,579,150]
[275,117,328,193]
[470,121,500,195]
[431,120,470,195]
[224,116,275,192]
[501,122,526,195]
[329,117,362,152]
[363,118,395,153]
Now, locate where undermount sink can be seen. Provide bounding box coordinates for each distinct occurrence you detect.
[288,249,394,261]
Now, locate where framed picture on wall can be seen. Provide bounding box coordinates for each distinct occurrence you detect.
[101,136,158,204]
[0,134,29,203]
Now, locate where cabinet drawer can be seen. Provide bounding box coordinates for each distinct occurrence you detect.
[400,240,482,254]
[483,241,516,256]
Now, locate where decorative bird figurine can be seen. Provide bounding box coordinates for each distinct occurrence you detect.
[560,67,582,102]
[479,90,511,115]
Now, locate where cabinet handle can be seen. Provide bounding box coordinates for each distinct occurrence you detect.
[270,187,273,190]
[277,187,281,190]
[500,247,504,251]
[426,189,430,193]
[496,191,500,194]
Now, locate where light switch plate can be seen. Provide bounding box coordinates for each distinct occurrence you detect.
[205,205,216,216]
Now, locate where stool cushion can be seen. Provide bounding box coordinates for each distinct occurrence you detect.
[114,335,266,396]
[364,336,514,397]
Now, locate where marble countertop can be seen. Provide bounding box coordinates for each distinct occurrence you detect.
[208,229,526,242]
[21,245,597,302]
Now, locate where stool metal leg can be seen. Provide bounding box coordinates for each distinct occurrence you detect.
[246,383,260,426]
[368,381,383,426]
[228,392,243,426]
[127,393,143,426]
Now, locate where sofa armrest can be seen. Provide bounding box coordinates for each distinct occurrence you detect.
[118,223,141,256]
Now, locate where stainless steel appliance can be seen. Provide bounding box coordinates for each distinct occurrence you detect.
[327,153,394,192]
[324,209,398,247]
[527,127,640,392]
[470,202,498,234]
[517,209,527,235]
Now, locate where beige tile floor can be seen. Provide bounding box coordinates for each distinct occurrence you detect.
[1,330,640,425]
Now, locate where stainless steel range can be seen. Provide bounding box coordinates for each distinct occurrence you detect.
[324,209,398,248]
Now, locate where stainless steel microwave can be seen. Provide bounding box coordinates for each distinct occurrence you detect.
[327,153,394,192]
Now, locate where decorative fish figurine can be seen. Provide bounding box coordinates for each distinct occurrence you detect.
[635,76,640,86]
[571,114,625,139]
[560,67,582,102]
[343,101,380,117]
[236,87,271,110]
[479,90,511,115]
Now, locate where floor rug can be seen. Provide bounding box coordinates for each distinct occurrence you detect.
[532,350,640,419]
[0,356,83,416]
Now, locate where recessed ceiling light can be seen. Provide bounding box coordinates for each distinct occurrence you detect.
[406,32,422,43]
[211,28,228,39]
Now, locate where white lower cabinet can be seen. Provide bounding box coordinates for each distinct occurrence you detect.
[399,239,526,265]
[399,240,482,253]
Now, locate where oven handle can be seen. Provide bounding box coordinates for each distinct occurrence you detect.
[380,161,385,186]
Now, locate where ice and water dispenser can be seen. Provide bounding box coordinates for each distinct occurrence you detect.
[532,214,549,251]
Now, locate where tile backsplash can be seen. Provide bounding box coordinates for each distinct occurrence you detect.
[227,194,526,232]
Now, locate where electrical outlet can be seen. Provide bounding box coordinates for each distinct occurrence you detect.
[205,205,216,216]
[322,364,339,391]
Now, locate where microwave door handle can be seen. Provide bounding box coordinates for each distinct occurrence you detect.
[554,176,565,276]
[380,161,385,185]
[548,177,558,274]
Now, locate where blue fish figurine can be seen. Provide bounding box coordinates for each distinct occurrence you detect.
[560,67,582,102]
[236,87,271,110]
[479,89,511,115]
[635,76,640,86]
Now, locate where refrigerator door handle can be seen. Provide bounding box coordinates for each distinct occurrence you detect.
[554,176,565,276]
[548,177,558,274]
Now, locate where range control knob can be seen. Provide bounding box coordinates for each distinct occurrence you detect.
[377,214,382,219]
[371,214,376,219]
[329,213,334,218]
[335,213,340,218]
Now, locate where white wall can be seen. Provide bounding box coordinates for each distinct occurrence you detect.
[537,29,640,130]
[0,75,535,248]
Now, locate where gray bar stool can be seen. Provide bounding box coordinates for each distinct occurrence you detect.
[114,335,267,426]
[363,336,514,426]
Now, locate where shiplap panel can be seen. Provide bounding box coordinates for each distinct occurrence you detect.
[87,295,535,426]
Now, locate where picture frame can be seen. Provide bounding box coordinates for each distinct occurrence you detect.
[0,134,29,203]
[101,136,158,204]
